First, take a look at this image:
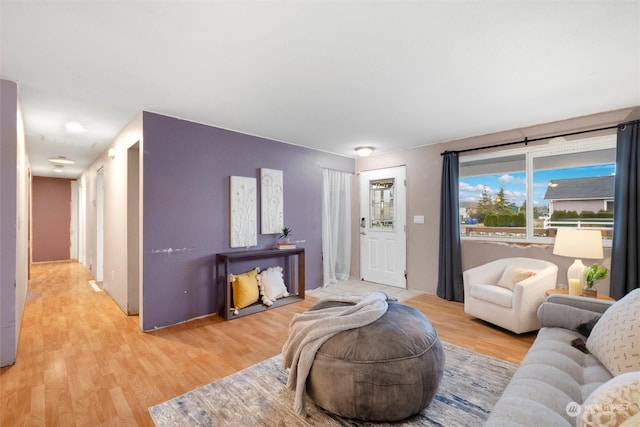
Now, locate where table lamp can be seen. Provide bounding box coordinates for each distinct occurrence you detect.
[552,229,603,295]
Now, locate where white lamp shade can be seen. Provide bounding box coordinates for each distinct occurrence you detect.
[552,229,604,259]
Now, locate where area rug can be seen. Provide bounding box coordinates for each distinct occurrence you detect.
[149,342,516,426]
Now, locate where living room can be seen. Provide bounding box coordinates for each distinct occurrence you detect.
[2,1,640,425]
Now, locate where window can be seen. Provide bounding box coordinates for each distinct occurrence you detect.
[459,135,615,243]
[369,178,395,230]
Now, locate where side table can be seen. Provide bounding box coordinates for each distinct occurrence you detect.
[545,289,615,301]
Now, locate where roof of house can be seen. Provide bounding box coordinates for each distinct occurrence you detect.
[543,176,614,200]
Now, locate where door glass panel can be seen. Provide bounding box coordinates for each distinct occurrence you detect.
[369,178,395,230]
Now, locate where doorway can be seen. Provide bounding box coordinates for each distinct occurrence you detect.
[359,166,407,287]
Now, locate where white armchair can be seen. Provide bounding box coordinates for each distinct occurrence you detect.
[463,257,558,334]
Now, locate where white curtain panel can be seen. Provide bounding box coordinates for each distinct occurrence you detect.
[322,169,352,287]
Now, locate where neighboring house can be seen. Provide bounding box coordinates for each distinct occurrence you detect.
[544,176,614,215]
[459,201,478,223]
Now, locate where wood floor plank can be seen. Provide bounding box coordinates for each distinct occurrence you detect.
[1,261,534,426]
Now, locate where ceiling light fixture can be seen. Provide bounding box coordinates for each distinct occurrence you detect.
[355,146,374,157]
[64,121,87,134]
[53,165,64,173]
[49,156,75,165]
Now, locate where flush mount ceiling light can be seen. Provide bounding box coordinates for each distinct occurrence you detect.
[355,146,374,157]
[49,156,75,165]
[53,165,64,173]
[64,121,87,134]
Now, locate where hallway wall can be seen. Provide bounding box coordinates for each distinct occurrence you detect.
[79,113,143,317]
[0,79,29,367]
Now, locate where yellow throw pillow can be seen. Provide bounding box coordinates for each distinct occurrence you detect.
[231,268,260,310]
[496,266,537,291]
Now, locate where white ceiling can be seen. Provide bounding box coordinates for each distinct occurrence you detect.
[2,1,639,178]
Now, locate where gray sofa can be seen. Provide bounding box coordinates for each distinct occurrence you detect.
[485,294,616,426]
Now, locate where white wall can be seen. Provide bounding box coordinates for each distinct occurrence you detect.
[15,100,29,356]
[0,79,29,367]
[80,113,143,316]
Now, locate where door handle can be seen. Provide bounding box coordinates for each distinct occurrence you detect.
[360,230,367,235]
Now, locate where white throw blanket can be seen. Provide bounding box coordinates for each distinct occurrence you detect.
[282,291,396,416]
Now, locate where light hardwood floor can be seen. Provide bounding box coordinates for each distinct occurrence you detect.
[1,262,535,426]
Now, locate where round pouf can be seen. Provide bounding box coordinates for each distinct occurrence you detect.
[305,300,444,422]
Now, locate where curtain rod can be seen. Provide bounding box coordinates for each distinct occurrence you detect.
[440,124,618,156]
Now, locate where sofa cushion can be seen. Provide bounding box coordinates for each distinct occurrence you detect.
[470,284,513,308]
[485,327,613,426]
[496,265,537,290]
[578,371,640,427]
[538,302,602,331]
[519,328,612,402]
[586,288,640,376]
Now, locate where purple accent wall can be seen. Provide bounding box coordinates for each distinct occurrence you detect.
[142,112,354,330]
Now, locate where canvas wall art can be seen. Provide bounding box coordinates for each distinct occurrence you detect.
[230,176,257,248]
[260,168,284,234]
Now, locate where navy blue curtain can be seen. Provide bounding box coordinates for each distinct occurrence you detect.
[610,120,640,299]
[437,152,463,301]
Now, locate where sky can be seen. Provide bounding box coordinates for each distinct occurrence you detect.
[459,164,616,208]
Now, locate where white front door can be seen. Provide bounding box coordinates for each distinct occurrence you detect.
[359,166,406,288]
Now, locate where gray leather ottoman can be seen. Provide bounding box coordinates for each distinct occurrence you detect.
[306,300,445,422]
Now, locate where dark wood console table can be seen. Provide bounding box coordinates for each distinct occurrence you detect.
[216,248,305,320]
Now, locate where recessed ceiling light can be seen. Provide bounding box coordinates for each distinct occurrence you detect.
[355,146,374,157]
[53,165,64,173]
[49,156,75,165]
[64,121,86,134]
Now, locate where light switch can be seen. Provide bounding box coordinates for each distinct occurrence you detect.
[414,215,425,224]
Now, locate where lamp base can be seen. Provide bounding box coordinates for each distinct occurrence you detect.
[567,259,586,288]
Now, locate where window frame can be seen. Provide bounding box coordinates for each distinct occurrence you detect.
[459,134,616,246]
